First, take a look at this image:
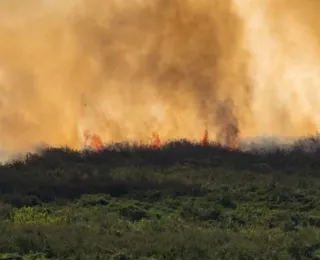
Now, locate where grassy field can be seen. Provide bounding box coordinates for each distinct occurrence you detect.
[0,139,320,259]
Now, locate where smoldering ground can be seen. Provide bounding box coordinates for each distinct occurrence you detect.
[0,0,319,158]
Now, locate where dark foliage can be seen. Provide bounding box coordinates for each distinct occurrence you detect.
[0,138,320,259]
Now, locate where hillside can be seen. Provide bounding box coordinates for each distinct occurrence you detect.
[0,139,320,259]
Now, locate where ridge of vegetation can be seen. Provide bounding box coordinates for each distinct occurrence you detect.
[1,138,320,259]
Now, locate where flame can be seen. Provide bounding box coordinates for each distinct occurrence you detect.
[2,0,320,159]
[91,134,103,151]
[82,127,240,151]
[83,130,103,151]
[152,132,161,148]
[201,126,240,149]
[82,127,241,151]
[202,129,209,146]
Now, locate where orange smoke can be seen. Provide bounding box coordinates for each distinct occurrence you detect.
[0,0,251,157]
[1,0,320,160]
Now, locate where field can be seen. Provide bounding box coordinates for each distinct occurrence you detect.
[0,139,320,259]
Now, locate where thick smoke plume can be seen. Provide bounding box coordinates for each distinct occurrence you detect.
[0,0,319,156]
[0,0,249,153]
[235,0,320,137]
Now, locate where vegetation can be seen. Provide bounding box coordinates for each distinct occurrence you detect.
[1,138,320,259]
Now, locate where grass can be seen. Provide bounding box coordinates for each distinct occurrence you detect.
[0,138,320,259]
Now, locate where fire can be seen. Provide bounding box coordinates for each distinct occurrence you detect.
[82,127,239,151]
[152,132,161,148]
[83,130,104,151]
[202,129,209,146]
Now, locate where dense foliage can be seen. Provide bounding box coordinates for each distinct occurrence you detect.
[1,138,320,259]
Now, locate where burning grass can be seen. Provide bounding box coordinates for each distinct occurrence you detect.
[82,125,240,152]
[5,135,320,173]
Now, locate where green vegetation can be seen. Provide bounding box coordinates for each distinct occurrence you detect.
[1,139,320,259]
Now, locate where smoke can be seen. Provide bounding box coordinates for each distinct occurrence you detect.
[73,0,251,146]
[0,0,319,157]
[0,0,250,155]
[234,0,320,137]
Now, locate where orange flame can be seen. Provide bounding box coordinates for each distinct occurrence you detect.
[152,132,161,148]
[83,130,104,151]
[201,127,240,149]
[91,134,104,151]
[202,129,209,146]
[82,127,239,151]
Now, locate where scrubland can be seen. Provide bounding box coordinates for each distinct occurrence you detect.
[0,139,320,259]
